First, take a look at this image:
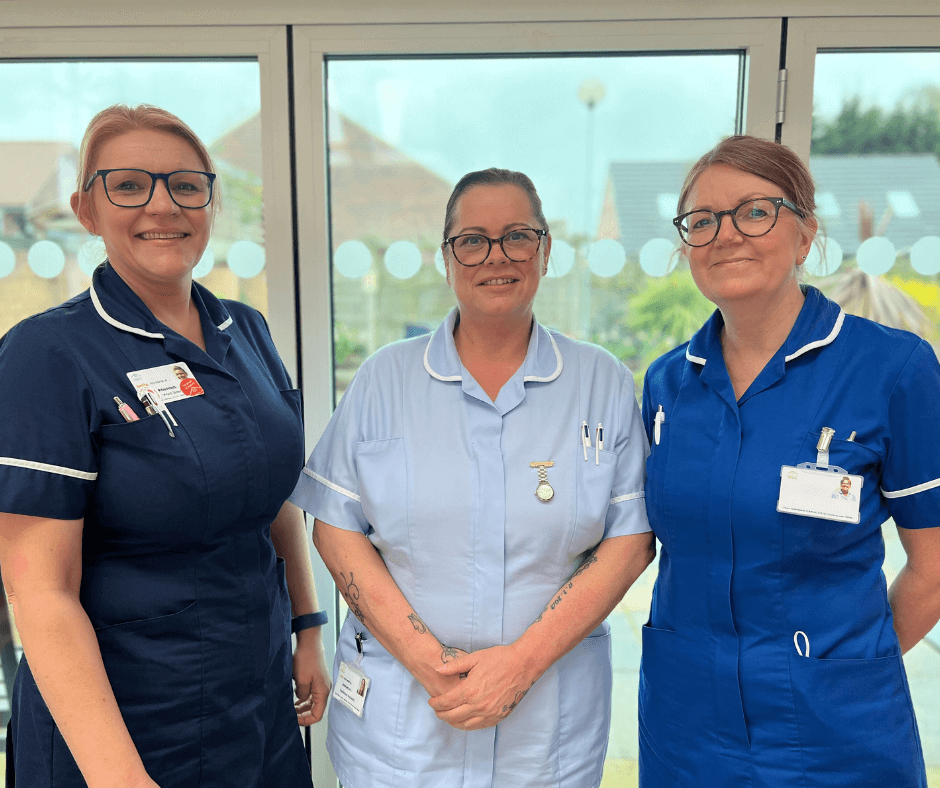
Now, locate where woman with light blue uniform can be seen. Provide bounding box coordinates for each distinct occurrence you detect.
[639,135,940,787]
[0,105,330,788]
[290,168,655,788]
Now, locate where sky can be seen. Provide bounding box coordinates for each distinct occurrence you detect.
[1,51,938,236]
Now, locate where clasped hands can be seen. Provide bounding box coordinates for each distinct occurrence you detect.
[424,644,537,731]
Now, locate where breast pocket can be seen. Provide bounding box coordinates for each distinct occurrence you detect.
[568,445,619,556]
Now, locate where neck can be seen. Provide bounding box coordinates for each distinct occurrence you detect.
[719,283,806,359]
[453,310,533,366]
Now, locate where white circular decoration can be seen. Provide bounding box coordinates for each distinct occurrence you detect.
[804,238,843,277]
[28,240,65,279]
[910,236,940,276]
[434,247,447,278]
[77,237,107,276]
[384,240,422,280]
[227,240,265,279]
[856,236,896,276]
[193,248,215,279]
[546,239,575,278]
[639,238,678,278]
[0,242,15,279]
[334,240,373,280]
[587,239,626,278]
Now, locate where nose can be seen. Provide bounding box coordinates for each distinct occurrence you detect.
[483,238,510,265]
[713,210,742,244]
[147,178,179,213]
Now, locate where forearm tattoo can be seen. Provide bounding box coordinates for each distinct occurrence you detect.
[408,612,427,634]
[536,548,600,622]
[339,571,365,623]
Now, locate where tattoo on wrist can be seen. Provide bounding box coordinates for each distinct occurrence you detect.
[339,571,365,624]
[408,612,427,634]
[501,682,534,716]
[440,644,459,663]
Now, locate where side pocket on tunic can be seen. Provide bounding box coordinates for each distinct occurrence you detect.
[787,652,925,788]
[638,624,682,786]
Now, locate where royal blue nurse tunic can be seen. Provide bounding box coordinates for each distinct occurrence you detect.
[639,286,936,788]
[0,263,311,787]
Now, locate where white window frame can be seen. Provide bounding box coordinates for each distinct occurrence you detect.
[783,16,940,161]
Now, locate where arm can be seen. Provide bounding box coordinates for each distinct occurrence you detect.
[430,531,655,730]
[0,513,159,788]
[888,524,940,654]
[269,501,331,725]
[312,519,467,698]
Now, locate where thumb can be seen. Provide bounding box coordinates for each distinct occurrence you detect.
[437,654,473,676]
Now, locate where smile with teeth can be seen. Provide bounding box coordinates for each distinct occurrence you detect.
[139,232,187,240]
[481,277,517,286]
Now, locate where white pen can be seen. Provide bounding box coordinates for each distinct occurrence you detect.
[596,423,603,465]
[581,421,590,461]
[654,405,665,446]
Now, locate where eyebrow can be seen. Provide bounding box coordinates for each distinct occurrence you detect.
[688,193,781,212]
[455,222,533,236]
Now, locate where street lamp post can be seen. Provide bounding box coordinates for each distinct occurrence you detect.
[577,78,605,340]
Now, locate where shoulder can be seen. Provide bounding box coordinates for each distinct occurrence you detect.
[0,291,94,355]
[839,313,927,370]
[550,330,628,377]
[645,341,691,392]
[220,298,269,334]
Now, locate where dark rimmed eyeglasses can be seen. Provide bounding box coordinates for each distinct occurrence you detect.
[444,228,548,267]
[673,197,805,247]
[84,168,217,209]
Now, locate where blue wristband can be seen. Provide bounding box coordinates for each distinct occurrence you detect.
[291,611,328,634]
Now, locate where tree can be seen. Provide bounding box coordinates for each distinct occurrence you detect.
[812,95,940,157]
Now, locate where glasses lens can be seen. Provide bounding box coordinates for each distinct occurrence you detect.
[502,229,540,261]
[679,211,718,245]
[453,235,490,266]
[733,199,777,237]
[168,171,213,208]
[103,170,153,207]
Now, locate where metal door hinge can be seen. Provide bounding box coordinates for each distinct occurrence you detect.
[776,68,788,125]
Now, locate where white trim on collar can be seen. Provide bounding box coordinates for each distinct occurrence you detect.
[424,339,461,381]
[90,279,165,339]
[686,346,707,365]
[523,332,563,382]
[785,309,845,362]
[218,316,233,331]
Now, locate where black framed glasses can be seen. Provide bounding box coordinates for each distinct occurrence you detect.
[444,227,547,267]
[673,197,805,247]
[84,169,217,209]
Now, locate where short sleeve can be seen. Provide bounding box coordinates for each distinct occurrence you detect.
[289,362,372,535]
[0,317,98,519]
[603,367,652,539]
[882,339,940,529]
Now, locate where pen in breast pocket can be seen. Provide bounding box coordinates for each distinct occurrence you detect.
[113,397,139,423]
[139,389,176,438]
[595,423,603,465]
[654,405,665,446]
[581,421,591,461]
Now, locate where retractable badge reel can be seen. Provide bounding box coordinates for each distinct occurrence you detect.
[333,632,370,717]
[777,427,863,524]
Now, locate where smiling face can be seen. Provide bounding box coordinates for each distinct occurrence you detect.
[681,164,815,309]
[71,128,212,293]
[841,479,851,495]
[443,183,550,328]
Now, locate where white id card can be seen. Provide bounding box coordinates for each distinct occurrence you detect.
[127,362,205,403]
[777,465,863,524]
[333,660,370,717]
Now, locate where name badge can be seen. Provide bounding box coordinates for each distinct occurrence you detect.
[333,660,370,717]
[127,362,205,403]
[777,465,863,524]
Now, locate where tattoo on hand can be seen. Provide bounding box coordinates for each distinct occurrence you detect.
[501,683,534,716]
[408,612,427,634]
[440,645,459,663]
[339,571,365,624]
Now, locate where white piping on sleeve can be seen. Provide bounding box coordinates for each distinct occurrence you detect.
[302,467,361,502]
[785,310,845,362]
[0,457,97,481]
[882,476,940,499]
[610,491,645,504]
[524,333,563,382]
[90,280,165,339]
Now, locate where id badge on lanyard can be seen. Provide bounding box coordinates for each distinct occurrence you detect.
[333,631,370,717]
[777,427,863,524]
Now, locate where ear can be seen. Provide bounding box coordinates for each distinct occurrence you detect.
[541,233,552,276]
[71,191,99,235]
[798,216,818,261]
[442,244,452,286]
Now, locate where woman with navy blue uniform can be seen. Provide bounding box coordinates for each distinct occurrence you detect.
[0,105,330,788]
[639,134,940,787]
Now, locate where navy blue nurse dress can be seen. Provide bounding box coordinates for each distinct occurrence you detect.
[0,263,311,787]
[639,287,936,788]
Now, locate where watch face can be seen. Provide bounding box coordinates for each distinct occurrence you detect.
[536,482,554,502]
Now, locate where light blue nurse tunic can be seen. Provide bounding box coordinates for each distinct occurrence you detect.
[291,308,650,788]
[640,286,937,788]
[0,263,311,787]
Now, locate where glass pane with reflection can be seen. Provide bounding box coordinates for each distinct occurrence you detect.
[810,49,940,785]
[326,52,742,785]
